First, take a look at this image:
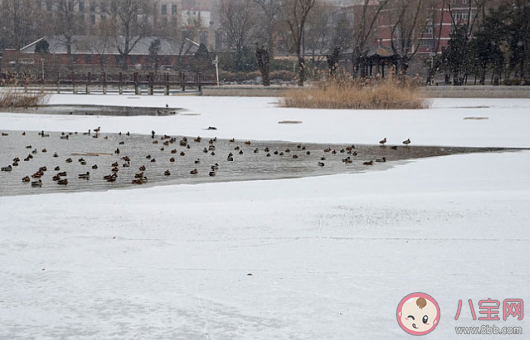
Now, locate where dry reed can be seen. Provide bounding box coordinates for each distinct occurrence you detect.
[283,75,430,110]
[0,89,45,108]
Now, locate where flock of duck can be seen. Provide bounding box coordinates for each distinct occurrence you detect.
[1,128,411,190]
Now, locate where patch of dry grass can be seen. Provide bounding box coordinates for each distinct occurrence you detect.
[0,89,46,108]
[283,76,430,110]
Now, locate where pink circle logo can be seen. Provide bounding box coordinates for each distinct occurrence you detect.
[397,293,440,335]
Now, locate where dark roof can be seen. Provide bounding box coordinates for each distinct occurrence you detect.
[20,36,200,56]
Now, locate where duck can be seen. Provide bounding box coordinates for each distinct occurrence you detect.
[238,150,243,155]
[31,180,43,187]
[57,172,67,177]
[375,157,387,163]
[26,145,32,149]
[209,171,216,177]
[122,156,131,162]
[195,159,201,164]
[1,165,13,172]
[12,161,18,167]
[115,148,120,154]
[55,166,61,171]
[52,175,62,181]
[363,160,374,166]
[194,136,202,142]
[324,148,331,153]
[340,149,345,153]
[93,134,99,139]
[163,141,169,146]
[244,141,251,145]
[32,171,43,178]
[60,135,69,140]
[150,158,156,163]
[254,148,259,153]
[208,145,216,151]
[203,147,208,153]
[234,146,240,150]
[321,156,326,160]
[342,157,352,163]
[22,132,26,136]
[180,151,185,156]
[190,169,198,175]
[131,178,145,185]
[390,145,398,150]
[83,129,91,135]
[211,152,215,156]
[211,163,219,171]
[139,165,146,171]
[112,166,119,172]
[39,166,47,172]
[122,162,130,168]
[42,148,47,153]
[111,162,119,167]
[379,137,387,145]
[292,154,299,159]
[13,157,20,162]
[164,170,171,176]
[135,172,144,179]
[171,149,177,154]
[170,157,175,162]
[146,155,151,160]
[331,150,337,155]
[227,156,234,161]
[94,126,101,133]
[105,174,117,182]
[403,138,411,146]
[22,176,30,182]
[119,141,125,145]
[57,179,68,185]
[285,149,291,153]
[78,172,90,179]
[229,138,235,143]
[318,162,325,167]
[306,151,311,155]
[179,139,187,146]
[297,144,302,149]
[264,147,270,152]
[266,153,271,157]
[78,158,86,163]
[53,152,59,157]
[152,140,158,144]
[274,151,279,155]
[126,131,130,136]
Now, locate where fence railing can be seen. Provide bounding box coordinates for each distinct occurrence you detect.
[0,72,217,95]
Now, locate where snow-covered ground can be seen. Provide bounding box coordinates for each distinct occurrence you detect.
[0,95,529,339]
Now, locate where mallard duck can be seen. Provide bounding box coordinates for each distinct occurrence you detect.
[379,137,387,145]
[229,138,235,143]
[132,178,145,185]
[54,166,61,171]
[42,148,47,153]
[203,147,208,153]
[22,176,30,182]
[1,165,13,172]
[60,135,68,140]
[57,172,67,177]
[194,136,202,142]
[52,175,61,181]
[58,179,68,185]
[375,157,387,163]
[208,145,216,151]
[39,166,47,172]
[146,155,151,160]
[53,153,59,158]
[318,162,325,167]
[227,156,234,161]
[403,138,411,146]
[164,170,171,176]
[122,156,131,162]
[390,145,398,150]
[209,171,216,177]
[266,153,271,157]
[12,161,18,167]
[135,172,144,179]
[139,165,146,171]
[170,157,175,162]
[190,169,198,175]
[150,158,156,163]
[195,159,200,164]
[306,151,311,155]
[363,160,374,166]
[31,180,42,187]
[171,149,177,154]
[244,141,251,145]
[254,148,259,153]
[180,151,185,156]
[152,140,158,144]
[293,154,299,159]
[111,162,119,167]
[78,172,90,179]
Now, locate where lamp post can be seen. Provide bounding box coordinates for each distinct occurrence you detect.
[41,58,45,83]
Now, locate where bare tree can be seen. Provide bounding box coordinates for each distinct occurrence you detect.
[51,0,86,68]
[103,0,153,69]
[1,0,40,50]
[304,2,335,77]
[218,0,256,71]
[351,0,391,77]
[389,0,431,74]
[78,20,117,72]
[286,0,317,86]
[252,0,281,59]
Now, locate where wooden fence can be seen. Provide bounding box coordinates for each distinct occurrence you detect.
[1,72,217,95]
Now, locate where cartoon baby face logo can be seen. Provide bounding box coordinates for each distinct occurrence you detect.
[397,293,440,335]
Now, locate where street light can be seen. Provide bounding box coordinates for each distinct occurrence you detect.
[41,58,45,83]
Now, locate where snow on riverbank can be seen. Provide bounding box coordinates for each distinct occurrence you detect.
[0,95,529,339]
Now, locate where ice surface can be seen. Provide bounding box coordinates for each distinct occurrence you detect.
[0,95,529,339]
